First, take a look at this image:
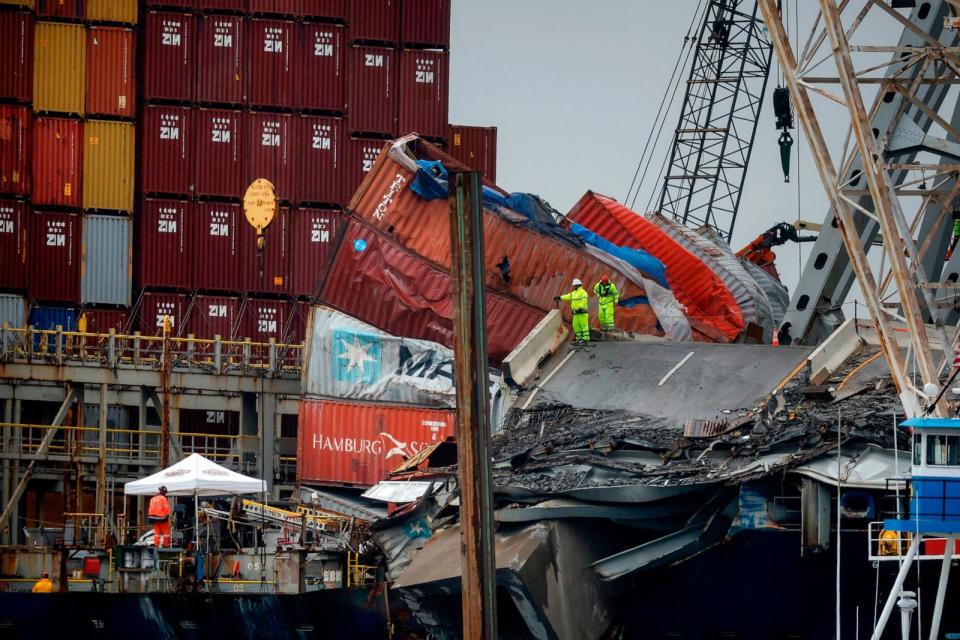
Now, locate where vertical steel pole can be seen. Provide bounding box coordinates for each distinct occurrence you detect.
[161,316,171,468]
[449,170,497,639]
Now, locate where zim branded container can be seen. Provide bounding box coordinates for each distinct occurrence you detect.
[0,106,31,197]
[398,48,448,140]
[240,205,289,294]
[348,0,398,44]
[297,22,345,112]
[86,26,136,118]
[249,0,297,16]
[447,124,497,182]
[345,136,385,204]
[81,214,132,306]
[400,0,449,48]
[248,19,296,109]
[0,10,33,103]
[36,0,82,19]
[78,307,130,334]
[196,14,246,106]
[32,116,82,208]
[140,104,192,196]
[0,199,27,291]
[297,399,453,487]
[301,0,346,21]
[83,120,135,212]
[34,21,86,115]
[246,111,294,201]
[192,201,243,291]
[85,0,139,25]
[189,294,241,340]
[289,207,342,297]
[347,45,396,136]
[144,0,192,7]
[143,12,195,103]
[296,114,345,205]
[179,408,239,438]
[28,211,80,304]
[138,199,192,289]
[194,108,243,197]
[197,0,246,11]
[138,292,189,337]
[242,297,289,342]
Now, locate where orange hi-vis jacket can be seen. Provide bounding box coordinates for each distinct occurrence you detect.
[148,494,170,520]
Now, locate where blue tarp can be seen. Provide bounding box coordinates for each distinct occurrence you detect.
[569,223,669,288]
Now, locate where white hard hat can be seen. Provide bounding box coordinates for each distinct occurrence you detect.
[572,278,582,286]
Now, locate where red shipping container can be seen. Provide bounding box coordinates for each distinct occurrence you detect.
[0,199,27,291]
[297,399,453,487]
[0,106,31,197]
[446,124,497,182]
[296,115,346,205]
[246,112,294,201]
[345,136,386,202]
[289,207,342,297]
[242,296,289,342]
[297,22,346,112]
[400,0,449,48]
[238,204,290,294]
[0,11,33,103]
[28,212,80,304]
[140,105,193,196]
[250,0,297,16]
[196,0,246,12]
[196,15,246,106]
[192,201,243,291]
[138,292,189,337]
[349,0,398,44]
[194,108,243,197]
[32,117,82,208]
[37,0,83,19]
[347,45,397,136]
[138,199,192,289]
[248,19,296,109]
[143,12,195,103]
[287,300,308,343]
[189,294,241,339]
[86,27,136,118]
[398,49,447,140]
[301,0,346,21]
[145,0,193,7]
[78,308,130,334]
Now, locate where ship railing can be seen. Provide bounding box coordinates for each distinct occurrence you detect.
[64,512,107,549]
[866,520,960,561]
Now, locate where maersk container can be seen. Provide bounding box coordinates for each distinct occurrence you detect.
[34,22,86,115]
[349,0,398,44]
[0,11,33,103]
[347,44,397,136]
[86,27,136,118]
[447,124,497,182]
[193,201,243,291]
[85,0,139,25]
[32,116,82,208]
[345,136,385,203]
[248,19,296,109]
[0,199,28,291]
[189,295,241,340]
[78,307,130,334]
[196,15,246,106]
[400,0,449,48]
[297,22,345,113]
[138,292,188,337]
[0,294,26,333]
[194,108,243,197]
[143,12,195,103]
[301,0,346,21]
[398,48,448,140]
[0,106,31,197]
[246,111,293,201]
[289,207,342,297]
[28,212,80,304]
[36,0,82,19]
[296,114,346,205]
[297,399,453,487]
[140,104,193,196]
[240,205,289,294]
[138,199,192,289]
[81,214,132,306]
[83,120,135,212]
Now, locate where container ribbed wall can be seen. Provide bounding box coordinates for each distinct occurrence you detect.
[34,21,86,115]
[83,120,135,212]
[81,214,132,306]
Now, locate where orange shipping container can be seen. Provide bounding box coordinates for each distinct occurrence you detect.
[297,399,454,487]
[86,27,136,118]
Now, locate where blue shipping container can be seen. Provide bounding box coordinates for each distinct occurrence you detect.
[29,306,78,351]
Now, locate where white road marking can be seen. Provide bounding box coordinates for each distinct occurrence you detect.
[657,351,695,386]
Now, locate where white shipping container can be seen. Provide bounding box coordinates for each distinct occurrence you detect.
[81,214,132,306]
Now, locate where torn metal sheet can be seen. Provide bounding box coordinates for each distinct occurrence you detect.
[299,487,387,522]
[362,481,436,504]
[790,444,907,489]
[495,498,695,523]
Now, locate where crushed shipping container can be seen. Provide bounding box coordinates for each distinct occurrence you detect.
[140,105,192,196]
[196,15,246,106]
[0,199,27,291]
[398,49,448,140]
[143,12,195,103]
[137,199,192,289]
[248,19,296,109]
[81,214,132,306]
[33,21,86,115]
[0,11,33,103]
[28,211,80,304]
[348,45,397,136]
[86,26,136,118]
[289,207,342,297]
[0,106,31,197]
[83,120,135,212]
[297,22,345,113]
[296,114,346,205]
[195,108,243,198]
[32,116,82,208]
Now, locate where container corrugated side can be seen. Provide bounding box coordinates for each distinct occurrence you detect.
[400,0,449,48]
[290,207,342,297]
[0,11,33,103]
[28,211,81,304]
[143,12,195,103]
[241,297,292,342]
[140,105,193,196]
[296,115,346,205]
[239,205,290,294]
[189,295,241,340]
[194,108,243,198]
[250,0,297,16]
[0,106,31,197]
[138,292,189,337]
[86,27,136,118]
[447,124,496,182]
[197,0,247,11]
[246,112,294,201]
[347,45,397,136]
[297,22,345,112]
[348,0,398,44]
[345,136,385,204]
[34,22,86,116]
[297,399,453,487]
[193,201,243,291]
[78,308,130,334]
[32,116,82,208]
[248,19,296,109]
[37,0,82,19]
[138,199,192,289]
[85,0,139,25]
[83,120,135,212]
[0,199,27,291]
[81,214,132,306]
[0,1,34,9]
[196,15,246,106]
[0,294,26,331]
[29,305,77,331]
[398,48,447,140]
[301,0,346,21]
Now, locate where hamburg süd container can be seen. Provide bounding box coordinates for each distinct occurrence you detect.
[194,108,243,197]
[81,214,132,306]
[289,207,342,297]
[85,0,139,25]
[300,0,346,21]
[36,0,83,19]
[345,136,386,203]
[138,199,192,289]
[0,10,33,103]
[297,22,345,112]
[297,399,454,487]
[189,295,241,340]
[86,27,136,118]
[140,104,192,196]
[447,124,497,182]
[400,0,450,48]
[296,115,346,205]
[0,106,31,197]
[32,116,82,208]
[78,308,130,335]
[0,199,28,291]
[28,211,80,304]
[143,12,195,103]
[196,15,246,106]
[34,21,86,115]
[398,48,448,140]
[348,0,398,44]
[83,120,135,212]
[240,205,289,294]
[248,19,296,109]
[246,111,294,201]
[193,201,243,291]
[347,45,397,136]
[138,292,189,337]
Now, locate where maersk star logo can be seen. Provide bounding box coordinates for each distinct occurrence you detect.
[332,329,381,384]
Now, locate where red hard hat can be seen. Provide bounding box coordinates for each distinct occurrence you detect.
[601,275,609,283]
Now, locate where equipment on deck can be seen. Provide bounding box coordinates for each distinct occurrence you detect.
[736,221,819,281]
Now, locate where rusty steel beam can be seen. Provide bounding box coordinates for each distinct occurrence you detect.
[449,170,498,639]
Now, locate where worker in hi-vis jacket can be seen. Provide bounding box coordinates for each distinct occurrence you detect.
[593,275,619,331]
[555,278,591,345]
